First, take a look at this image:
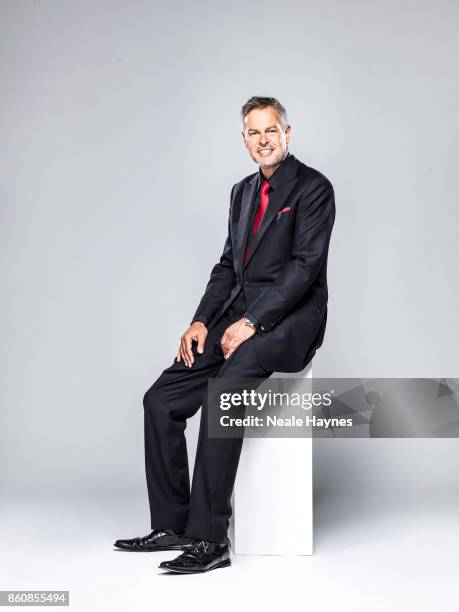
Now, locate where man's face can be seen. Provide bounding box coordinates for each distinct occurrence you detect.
[242,106,291,169]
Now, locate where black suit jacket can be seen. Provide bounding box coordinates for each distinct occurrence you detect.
[191,153,336,373]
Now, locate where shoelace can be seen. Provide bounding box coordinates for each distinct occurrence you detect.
[191,539,210,553]
[180,539,211,560]
[135,530,166,545]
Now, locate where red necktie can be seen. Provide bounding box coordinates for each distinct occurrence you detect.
[243,179,270,265]
[253,179,270,235]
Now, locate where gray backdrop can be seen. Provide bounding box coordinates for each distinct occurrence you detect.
[1,0,458,528]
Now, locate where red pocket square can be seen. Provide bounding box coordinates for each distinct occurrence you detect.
[277,206,291,215]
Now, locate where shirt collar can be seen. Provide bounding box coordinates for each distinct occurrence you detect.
[258,151,292,191]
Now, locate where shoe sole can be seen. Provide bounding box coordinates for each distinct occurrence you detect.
[158,558,231,573]
[114,544,191,552]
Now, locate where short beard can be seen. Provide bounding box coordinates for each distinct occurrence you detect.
[254,148,288,169]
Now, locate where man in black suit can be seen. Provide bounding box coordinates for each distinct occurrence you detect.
[114,96,335,573]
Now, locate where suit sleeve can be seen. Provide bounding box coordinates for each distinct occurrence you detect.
[190,185,237,326]
[245,177,335,333]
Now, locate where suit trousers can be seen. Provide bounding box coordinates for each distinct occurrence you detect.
[143,310,273,544]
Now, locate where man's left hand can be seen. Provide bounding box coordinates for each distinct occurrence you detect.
[220,318,256,360]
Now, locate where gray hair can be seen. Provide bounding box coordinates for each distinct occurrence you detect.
[240,96,289,130]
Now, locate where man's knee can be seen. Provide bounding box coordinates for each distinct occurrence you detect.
[143,384,176,425]
[143,386,161,414]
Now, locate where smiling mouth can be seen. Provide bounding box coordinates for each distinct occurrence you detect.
[258,148,274,156]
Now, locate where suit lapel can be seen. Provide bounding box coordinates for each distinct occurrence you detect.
[242,174,298,270]
[236,154,300,275]
[237,176,258,277]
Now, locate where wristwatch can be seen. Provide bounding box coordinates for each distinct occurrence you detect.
[243,316,258,330]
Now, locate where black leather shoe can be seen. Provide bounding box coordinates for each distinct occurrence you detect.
[114,528,192,552]
[158,538,231,573]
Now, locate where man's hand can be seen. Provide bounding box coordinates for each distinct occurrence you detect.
[177,321,208,368]
[220,318,256,360]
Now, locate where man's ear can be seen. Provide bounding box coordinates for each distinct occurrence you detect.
[285,124,292,145]
[241,131,248,148]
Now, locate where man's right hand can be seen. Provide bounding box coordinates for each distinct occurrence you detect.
[176,321,208,368]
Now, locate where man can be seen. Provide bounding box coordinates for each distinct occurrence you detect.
[114,96,335,573]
